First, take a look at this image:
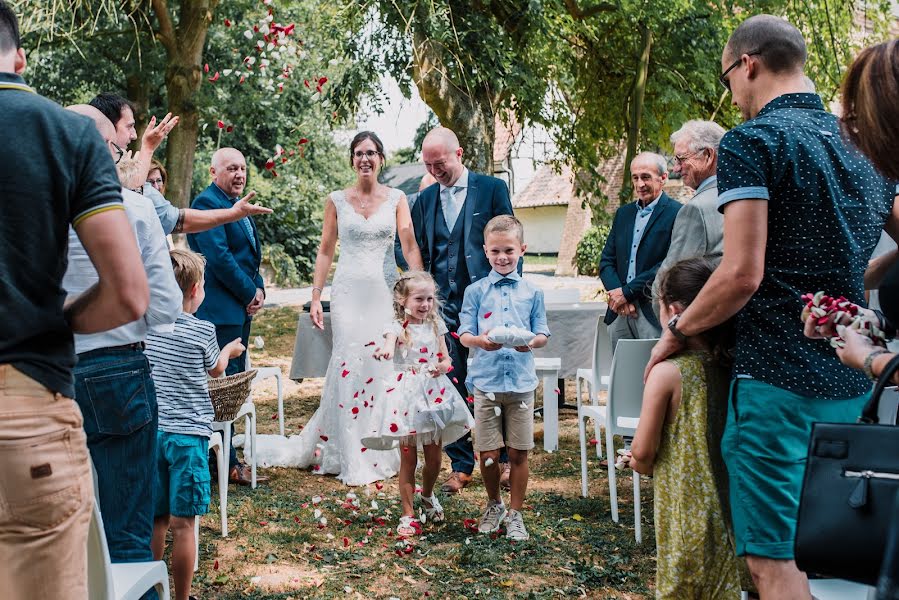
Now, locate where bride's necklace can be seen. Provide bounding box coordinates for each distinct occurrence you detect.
[351,186,380,210]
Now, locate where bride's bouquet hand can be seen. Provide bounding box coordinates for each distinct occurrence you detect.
[310,300,324,330]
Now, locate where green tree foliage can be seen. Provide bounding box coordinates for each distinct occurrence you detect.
[334,0,894,208]
[19,0,355,284]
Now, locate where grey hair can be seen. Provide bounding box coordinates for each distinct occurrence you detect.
[631,151,668,176]
[670,120,727,153]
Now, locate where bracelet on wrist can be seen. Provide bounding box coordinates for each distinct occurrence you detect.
[863,348,890,380]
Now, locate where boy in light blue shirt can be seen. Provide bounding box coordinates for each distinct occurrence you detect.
[458,215,549,541]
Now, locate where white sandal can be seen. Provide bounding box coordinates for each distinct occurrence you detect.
[397,515,422,536]
[419,494,444,523]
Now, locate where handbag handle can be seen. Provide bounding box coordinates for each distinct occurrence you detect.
[859,353,899,424]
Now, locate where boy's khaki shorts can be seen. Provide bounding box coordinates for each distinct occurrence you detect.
[473,387,535,452]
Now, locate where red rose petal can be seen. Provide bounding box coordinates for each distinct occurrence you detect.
[271,413,278,420]
[360,447,367,452]
[397,373,403,381]
[365,377,374,384]
[352,407,359,414]
[318,76,328,86]
[217,120,225,129]
[365,341,376,346]
[224,18,231,27]
[320,435,329,442]
[375,483,383,491]
[588,438,598,446]
[420,347,428,353]
[203,63,209,73]
[208,71,220,82]
[452,377,459,383]
[389,423,398,433]
[343,537,350,547]
[446,366,454,373]
[213,559,219,570]
[434,397,443,404]
[386,387,395,393]
[450,331,460,339]
[226,125,234,133]
[299,137,309,144]
[341,369,350,378]
[440,387,446,394]
[418,358,428,363]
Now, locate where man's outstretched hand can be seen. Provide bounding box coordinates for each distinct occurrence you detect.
[233,191,273,217]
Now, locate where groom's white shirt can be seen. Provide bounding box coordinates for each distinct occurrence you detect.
[439,167,469,231]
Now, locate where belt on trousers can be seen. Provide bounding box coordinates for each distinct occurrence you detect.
[76,341,146,359]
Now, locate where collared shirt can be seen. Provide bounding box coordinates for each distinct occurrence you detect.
[627,194,661,282]
[694,175,717,196]
[457,270,551,393]
[146,312,221,436]
[0,71,125,397]
[143,183,181,236]
[717,92,894,398]
[439,167,469,230]
[64,188,182,354]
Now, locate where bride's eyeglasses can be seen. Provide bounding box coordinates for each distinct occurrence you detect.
[353,150,379,159]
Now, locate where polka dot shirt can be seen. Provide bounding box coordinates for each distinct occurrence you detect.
[716,93,895,399]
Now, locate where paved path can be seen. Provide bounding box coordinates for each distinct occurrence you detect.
[264,273,604,308]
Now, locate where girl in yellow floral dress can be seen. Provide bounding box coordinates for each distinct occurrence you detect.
[621,257,745,599]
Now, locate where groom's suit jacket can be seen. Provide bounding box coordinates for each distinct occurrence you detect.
[410,172,513,322]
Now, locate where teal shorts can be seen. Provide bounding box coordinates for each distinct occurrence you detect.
[721,378,868,559]
[155,431,211,518]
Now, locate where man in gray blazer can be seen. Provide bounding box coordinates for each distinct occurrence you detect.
[652,120,726,304]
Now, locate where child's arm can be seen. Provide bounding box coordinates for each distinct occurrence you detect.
[457,286,502,351]
[208,337,245,378]
[374,333,398,361]
[625,360,680,476]
[431,335,454,376]
[516,289,550,351]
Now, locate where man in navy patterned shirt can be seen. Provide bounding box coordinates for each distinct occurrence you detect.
[644,15,896,598]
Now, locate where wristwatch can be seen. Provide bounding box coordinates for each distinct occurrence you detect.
[863,348,889,380]
[667,314,689,343]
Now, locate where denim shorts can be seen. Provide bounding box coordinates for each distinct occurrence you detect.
[721,377,869,559]
[155,431,211,518]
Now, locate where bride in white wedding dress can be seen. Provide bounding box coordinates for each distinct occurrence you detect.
[250,132,423,486]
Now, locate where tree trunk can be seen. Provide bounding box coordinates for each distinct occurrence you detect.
[125,71,150,149]
[410,27,497,175]
[152,0,219,209]
[620,23,652,203]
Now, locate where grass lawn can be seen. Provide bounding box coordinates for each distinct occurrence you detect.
[189,306,657,599]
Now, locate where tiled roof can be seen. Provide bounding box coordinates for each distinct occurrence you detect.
[513,164,574,208]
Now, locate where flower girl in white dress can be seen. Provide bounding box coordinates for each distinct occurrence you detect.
[367,271,474,536]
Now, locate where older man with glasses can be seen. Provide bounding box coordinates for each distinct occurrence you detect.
[651,120,726,310]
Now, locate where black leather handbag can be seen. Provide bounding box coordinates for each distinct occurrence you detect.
[795,354,899,585]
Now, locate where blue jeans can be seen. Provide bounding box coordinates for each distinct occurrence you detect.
[74,348,158,572]
[214,322,252,468]
[442,330,508,474]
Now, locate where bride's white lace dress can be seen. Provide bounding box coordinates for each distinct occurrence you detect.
[249,188,402,485]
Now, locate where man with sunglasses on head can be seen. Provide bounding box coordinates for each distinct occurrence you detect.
[651,119,726,310]
[90,92,272,237]
[644,15,896,599]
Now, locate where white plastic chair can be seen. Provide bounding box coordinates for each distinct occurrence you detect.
[88,474,170,599]
[577,317,613,496]
[247,353,285,436]
[808,578,876,599]
[543,288,581,303]
[534,357,562,452]
[211,385,258,489]
[604,338,658,543]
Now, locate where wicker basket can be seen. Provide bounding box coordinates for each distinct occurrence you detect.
[208,369,257,422]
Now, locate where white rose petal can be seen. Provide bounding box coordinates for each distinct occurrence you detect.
[243,30,253,39]
[485,392,496,400]
[493,406,501,416]
[313,509,322,519]
[312,495,322,504]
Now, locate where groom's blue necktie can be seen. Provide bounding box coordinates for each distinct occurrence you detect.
[234,198,256,247]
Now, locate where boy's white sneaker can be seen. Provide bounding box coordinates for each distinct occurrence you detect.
[478,500,507,533]
[504,509,529,541]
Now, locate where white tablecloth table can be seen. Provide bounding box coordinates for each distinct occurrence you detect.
[288,302,607,381]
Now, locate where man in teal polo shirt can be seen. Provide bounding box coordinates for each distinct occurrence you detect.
[645,15,896,599]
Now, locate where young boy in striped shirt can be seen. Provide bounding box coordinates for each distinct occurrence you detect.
[145,248,244,600]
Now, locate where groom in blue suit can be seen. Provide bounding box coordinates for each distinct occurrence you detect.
[411,127,514,494]
[188,147,265,485]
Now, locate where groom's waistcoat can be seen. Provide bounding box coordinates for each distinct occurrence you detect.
[432,208,470,311]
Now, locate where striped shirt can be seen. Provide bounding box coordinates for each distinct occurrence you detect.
[146,312,220,436]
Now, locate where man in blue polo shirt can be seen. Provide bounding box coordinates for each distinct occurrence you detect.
[644,15,895,599]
